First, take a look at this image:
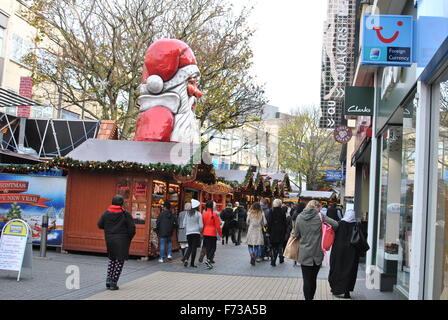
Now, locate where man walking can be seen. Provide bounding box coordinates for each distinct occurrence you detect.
[234,202,247,246]
[156,202,177,262]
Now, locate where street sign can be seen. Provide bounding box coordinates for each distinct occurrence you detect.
[325,170,345,182]
[344,86,374,116]
[334,125,353,144]
[0,219,33,281]
[362,15,414,67]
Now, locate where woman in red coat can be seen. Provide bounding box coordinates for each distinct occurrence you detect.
[202,200,222,269]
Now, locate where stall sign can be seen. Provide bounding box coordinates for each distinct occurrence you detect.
[362,15,414,67]
[0,219,32,280]
[0,174,67,246]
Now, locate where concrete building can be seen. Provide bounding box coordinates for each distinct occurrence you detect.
[206,104,291,173]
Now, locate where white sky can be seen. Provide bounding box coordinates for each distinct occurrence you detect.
[231,0,328,114]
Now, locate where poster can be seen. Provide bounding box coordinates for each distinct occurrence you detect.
[0,174,67,246]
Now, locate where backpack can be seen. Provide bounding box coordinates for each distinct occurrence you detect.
[319,213,335,265]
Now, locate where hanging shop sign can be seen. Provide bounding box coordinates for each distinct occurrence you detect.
[344,86,374,116]
[333,125,353,144]
[325,170,345,182]
[0,219,33,281]
[362,15,414,67]
[0,174,67,247]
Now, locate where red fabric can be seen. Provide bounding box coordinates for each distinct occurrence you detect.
[134,106,174,142]
[202,209,222,237]
[142,39,197,83]
[108,205,123,213]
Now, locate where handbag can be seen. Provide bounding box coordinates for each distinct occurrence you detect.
[283,236,299,261]
[351,222,370,253]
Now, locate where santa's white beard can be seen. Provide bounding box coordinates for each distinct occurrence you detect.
[170,83,200,145]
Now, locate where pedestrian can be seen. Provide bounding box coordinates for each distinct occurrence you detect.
[234,201,247,246]
[266,199,287,266]
[220,203,237,245]
[246,202,267,265]
[177,202,191,259]
[156,202,177,263]
[283,205,293,258]
[260,198,271,260]
[291,201,306,267]
[326,203,342,221]
[293,200,339,300]
[328,209,360,299]
[181,199,203,268]
[97,195,136,290]
[202,200,222,269]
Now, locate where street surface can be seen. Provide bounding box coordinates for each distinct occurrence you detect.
[0,239,404,300]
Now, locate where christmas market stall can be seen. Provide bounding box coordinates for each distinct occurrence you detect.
[59,139,199,258]
[182,181,233,212]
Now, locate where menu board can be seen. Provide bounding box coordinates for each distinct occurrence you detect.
[0,220,29,272]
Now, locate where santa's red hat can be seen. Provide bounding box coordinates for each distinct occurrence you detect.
[141,39,200,94]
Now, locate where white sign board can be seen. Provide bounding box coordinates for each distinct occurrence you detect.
[0,219,32,280]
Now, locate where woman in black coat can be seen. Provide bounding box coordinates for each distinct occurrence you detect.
[328,209,359,299]
[267,199,287,266]
[97,195,136,290]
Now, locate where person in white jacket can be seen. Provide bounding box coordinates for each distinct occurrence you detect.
[181,199,203,268]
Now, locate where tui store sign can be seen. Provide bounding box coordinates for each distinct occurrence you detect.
[362,15,414,67]
[344,86,374,116]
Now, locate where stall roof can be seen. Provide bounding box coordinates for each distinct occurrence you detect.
[300,190,334,199]
[66,139,200,166]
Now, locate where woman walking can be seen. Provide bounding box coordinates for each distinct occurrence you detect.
[177,202,190,259]
[267,199,287,266]
[328,209,360,299]
[246,202,267,265]
[202,200,222,269]
[293,200,339,300]
[181,199,203,268]
[97,195,136,290]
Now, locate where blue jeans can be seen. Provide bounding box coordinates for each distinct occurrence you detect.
[159,237,172,259]
[248,245,261,259]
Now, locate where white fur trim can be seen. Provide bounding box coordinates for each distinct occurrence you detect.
[163,65,200,91]
[138,92,181,114]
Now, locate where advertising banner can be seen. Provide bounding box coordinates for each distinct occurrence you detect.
[0,174,66,246]
[362,15,414,67]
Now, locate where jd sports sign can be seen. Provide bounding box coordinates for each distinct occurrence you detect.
[344,86,374,116]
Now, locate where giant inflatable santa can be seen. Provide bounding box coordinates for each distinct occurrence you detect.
[134,39,202,144]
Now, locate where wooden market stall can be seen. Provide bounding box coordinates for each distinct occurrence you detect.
[182,181,233,213]
[60,139,200,258]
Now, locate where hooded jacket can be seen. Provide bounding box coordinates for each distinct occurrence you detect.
[293,208,339,266]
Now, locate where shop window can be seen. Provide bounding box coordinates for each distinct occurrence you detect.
[0,27,5,58]
[434,79,448,300]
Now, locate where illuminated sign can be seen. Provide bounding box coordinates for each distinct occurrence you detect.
[362,15,414,66]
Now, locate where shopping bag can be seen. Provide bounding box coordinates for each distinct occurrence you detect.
[283,236,299,261]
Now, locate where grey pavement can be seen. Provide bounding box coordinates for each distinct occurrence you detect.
[0,239,404,300]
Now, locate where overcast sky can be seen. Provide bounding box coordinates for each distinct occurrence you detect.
[231,0,328,114]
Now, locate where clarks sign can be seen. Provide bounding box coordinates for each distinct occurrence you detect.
[344,86,374,116]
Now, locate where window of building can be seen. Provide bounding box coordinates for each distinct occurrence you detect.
[32,105,53,118]
[0,27,5,57]
[11,34,33,65]
[432,77,448,300]
[61,109,80,119]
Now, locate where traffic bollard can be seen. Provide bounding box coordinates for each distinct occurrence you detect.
[40,215,49,257]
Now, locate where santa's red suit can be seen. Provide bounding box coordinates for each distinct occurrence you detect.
[134,39,202,144]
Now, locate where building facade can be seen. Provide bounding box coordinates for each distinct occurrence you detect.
[348,0,448,300]
[206,105,290,173]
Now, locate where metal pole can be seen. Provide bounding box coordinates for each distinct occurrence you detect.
[39,215,49,258]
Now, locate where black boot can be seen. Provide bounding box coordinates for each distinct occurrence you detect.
[109,281,119,290]
[198,248,206,263]
[106,277,112,289]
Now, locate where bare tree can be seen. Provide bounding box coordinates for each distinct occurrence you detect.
[25,0,266,139]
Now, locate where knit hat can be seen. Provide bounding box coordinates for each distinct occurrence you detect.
[141,39,200,94]
[191,199,200,209]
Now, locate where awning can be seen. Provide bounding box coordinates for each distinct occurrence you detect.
[0,88,43,107]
